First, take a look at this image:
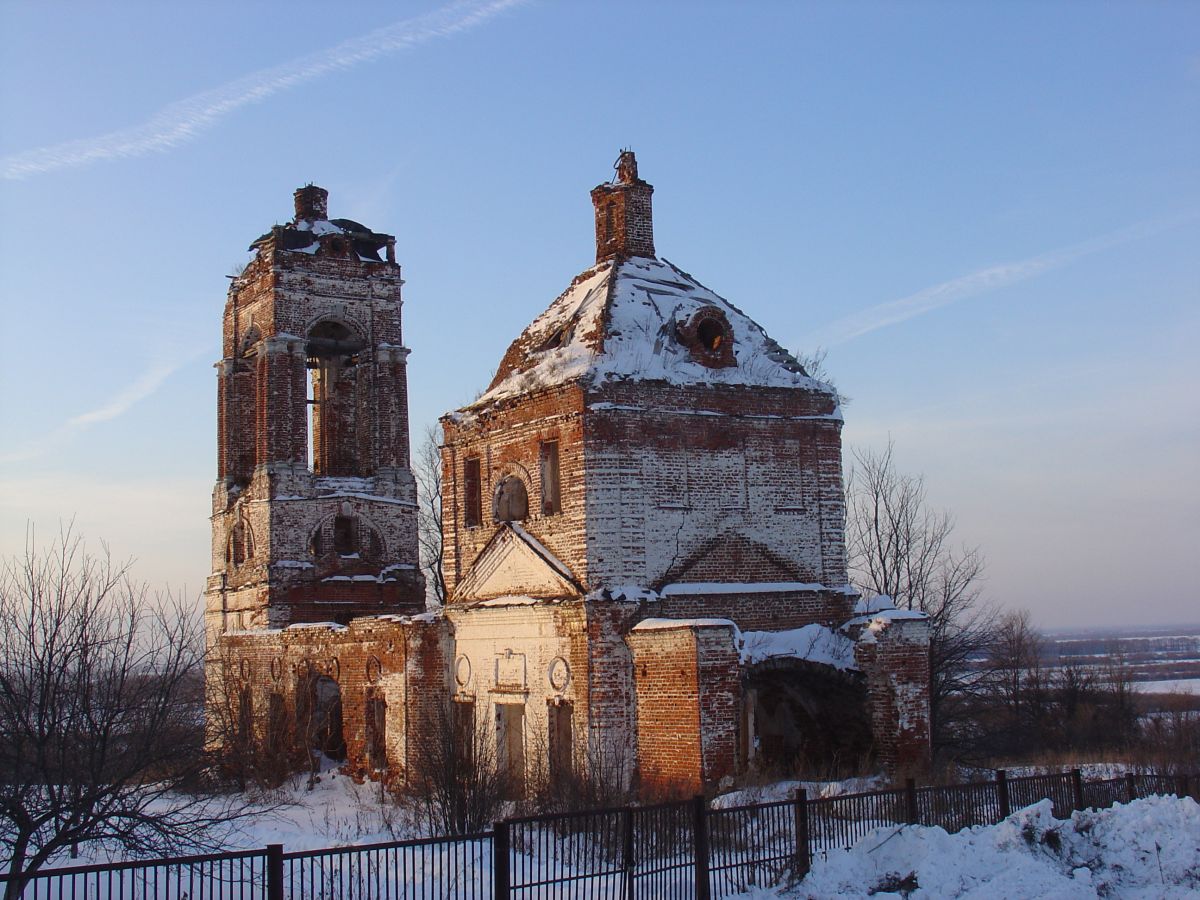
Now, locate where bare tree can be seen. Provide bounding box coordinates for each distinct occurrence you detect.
[794,347,849,406]
[846,442,995,754]
[413,424,447,607]
[404,702,508,836]
[0,528,248,896]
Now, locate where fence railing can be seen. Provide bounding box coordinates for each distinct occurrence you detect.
[3,770,1195,899]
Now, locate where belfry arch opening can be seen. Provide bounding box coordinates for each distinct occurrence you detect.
[305,321,366,476]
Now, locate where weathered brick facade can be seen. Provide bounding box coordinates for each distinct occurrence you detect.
[205,185,424,642]
[208,158,931,801]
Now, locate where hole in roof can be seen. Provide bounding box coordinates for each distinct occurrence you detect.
[697,318,724,351]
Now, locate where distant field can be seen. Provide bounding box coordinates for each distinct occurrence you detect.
[1130,678,1200,695]
[1040,623,1200,686]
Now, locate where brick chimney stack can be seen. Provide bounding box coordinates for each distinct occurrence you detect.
[294,184,329,222]
[591,150,655,263]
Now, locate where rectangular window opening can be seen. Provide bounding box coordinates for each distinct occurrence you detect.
[464,457,482,528]
[495,702,526,799]
[540,440,561,516]
[452,699,476,769]
[366,694,387,772]
[548,701,573,784]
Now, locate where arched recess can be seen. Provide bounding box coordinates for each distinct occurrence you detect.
[305,319,367,476]
[308,513,385,561]
[298,673,346,762]
[494,475,529,523]
[743,660,872,778]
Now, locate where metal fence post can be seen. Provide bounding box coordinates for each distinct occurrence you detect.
[1071,769,1085,812]
[904,778,919,825]
[996,770,1010,820]
[1125,772,1137,804]
[622,806,635,899]
[493,821,511,900]
[692,795,711,900]
[793,788,811,879]
[1175,774,1189,800]
[266,844,283,900]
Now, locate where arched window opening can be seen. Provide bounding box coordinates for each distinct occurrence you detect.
[229,519,251,567]
[299,674,346,762]
[494,476,529,523]
[333,515,356,556]
[306,321,366,477]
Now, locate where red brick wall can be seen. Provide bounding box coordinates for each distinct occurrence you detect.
[627,622,741,798]
[217,615,450,785]
[441,385,589,596]
[853,617,933,777]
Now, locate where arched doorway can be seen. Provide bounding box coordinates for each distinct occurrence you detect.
[300,674,347,762]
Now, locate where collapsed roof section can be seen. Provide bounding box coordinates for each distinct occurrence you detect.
[248,185,394,263]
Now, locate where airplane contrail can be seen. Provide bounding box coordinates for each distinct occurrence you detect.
[805,211,1199,347]
[1,0,528,180]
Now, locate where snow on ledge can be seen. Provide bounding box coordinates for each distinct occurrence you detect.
[631,617,738,632]
[474,595,550,607]
[740,624,858,671]
[844,607,930,629]
[660,581,839,596]
[285,622,348,632]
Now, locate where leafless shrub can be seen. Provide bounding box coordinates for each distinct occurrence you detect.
[402,703,508,836]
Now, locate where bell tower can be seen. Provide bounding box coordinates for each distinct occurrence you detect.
[205,186,424,644]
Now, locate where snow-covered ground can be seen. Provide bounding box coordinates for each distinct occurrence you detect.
[1132,677,1200,695]
[779,795,1200,899]
[20,772,1199,898]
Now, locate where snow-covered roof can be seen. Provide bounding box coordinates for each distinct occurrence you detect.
[631,617,738,632]
[740,624,859,671]
[462,256,836,412]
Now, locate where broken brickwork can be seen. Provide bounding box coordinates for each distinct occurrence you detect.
[205,185,424,644]
[852,615,934,777]
[206,160,932,800]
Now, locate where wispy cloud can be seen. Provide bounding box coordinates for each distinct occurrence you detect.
[0,355,197,464]
[1,0,527,180]
[806,212,1200,347]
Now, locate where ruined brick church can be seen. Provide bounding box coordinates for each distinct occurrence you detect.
[206,153,931,797]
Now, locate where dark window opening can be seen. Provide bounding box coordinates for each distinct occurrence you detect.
[494,476,529,523]
[496,703,526,799]
[237,687,253,750]
[230,520,250,567]
[333,515,356,555]
[464,457,482,528]
[697,317,724,351]
[540,441,561,516]
[302,675,346,762]
[453,699,476,768]
[366,694,387,772]
[266,693,286,755]
[548,701,573,783]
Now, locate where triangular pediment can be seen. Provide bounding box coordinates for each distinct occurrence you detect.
[454,524,582,603]
[654,531,812,589]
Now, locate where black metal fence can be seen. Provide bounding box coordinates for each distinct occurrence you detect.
[3,771,1195,899]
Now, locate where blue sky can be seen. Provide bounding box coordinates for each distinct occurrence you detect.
[0,1,1196,628]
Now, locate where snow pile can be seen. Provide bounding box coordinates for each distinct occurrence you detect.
[740,624,858,671]
[468,257,836,410]
[795,795,1200,899]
